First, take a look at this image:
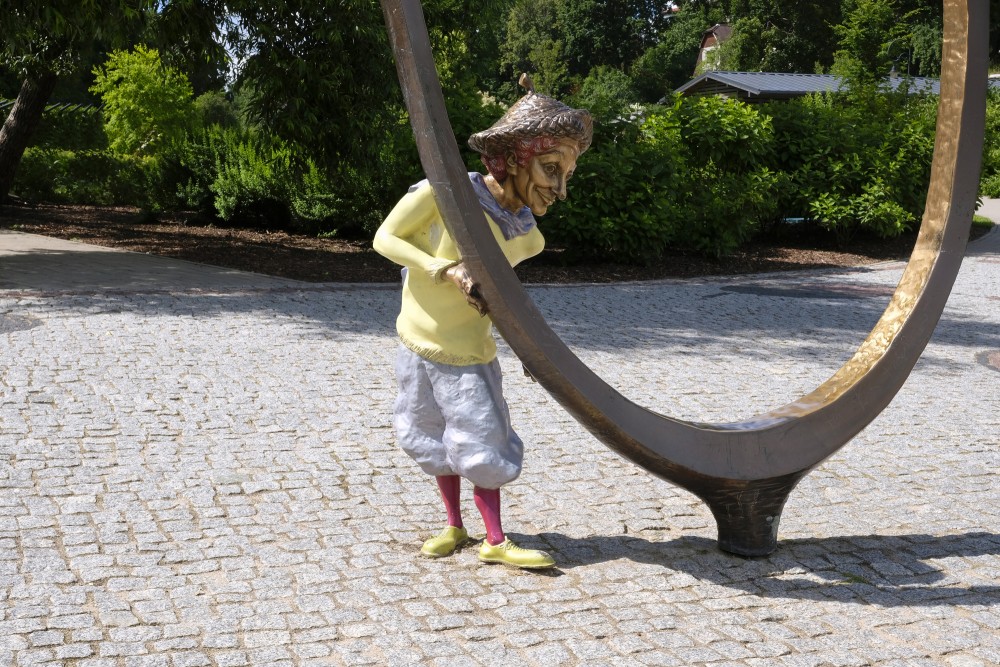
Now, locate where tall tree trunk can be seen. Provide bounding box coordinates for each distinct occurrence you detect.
[0,71,59,202]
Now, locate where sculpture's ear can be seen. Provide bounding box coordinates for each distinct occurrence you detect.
[505,153,518,174]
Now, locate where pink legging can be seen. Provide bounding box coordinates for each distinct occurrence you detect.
[436,475,505,546]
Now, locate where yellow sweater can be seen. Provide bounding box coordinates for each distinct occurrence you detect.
[373,181,544,366]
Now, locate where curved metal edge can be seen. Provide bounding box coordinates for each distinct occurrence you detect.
[380,0,987,484]
[753,0,988,471]
[379,0,691,477]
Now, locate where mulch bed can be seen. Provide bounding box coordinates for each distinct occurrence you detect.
[0,202,984,284]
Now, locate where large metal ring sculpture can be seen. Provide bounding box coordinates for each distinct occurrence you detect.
[380,0,988,556]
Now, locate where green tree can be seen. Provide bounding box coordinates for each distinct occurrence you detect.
[573,65,638,118]
[225,0,397,165]
[500,0,672,98]
[421,0,513,162]
[423,0,515,96]
[0,0,151,200]
[832,0,917,84]
[631,10,709,102]
[428,28,506,162]
[557,0,672,76]
[143,0,231,95]
[499,0,569,96]
[90,45,195,156]
[716,1,842,73]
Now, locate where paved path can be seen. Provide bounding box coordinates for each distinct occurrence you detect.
[0,208,998,667]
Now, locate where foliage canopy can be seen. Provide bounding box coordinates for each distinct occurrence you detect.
[90,45,194,156]
[5,0,1000,260]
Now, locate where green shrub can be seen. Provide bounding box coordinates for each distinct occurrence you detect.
[760,97,846,219]
[546,84,935,262]
[29,107,106,151]
[210,130,293,228]
[979,90,1000,197]
[670,95,778,256]
[674,95,774,169]
[981,172,1000,198]
[544,119,679,263]
[142,135,215,214]
[546,96,779,262]
[90,45,195,157]
[136,122,403,236]
[572,66,639,120]
[763,88,935,243]
[809,179,909,245]
[876,93,937,217]
[13,147,147,205]
[290,160,343,229]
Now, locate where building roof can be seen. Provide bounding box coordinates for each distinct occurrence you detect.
[673,71,991,101]
[701,23,733,43]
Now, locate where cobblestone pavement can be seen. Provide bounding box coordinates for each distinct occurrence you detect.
[1,217,998,667]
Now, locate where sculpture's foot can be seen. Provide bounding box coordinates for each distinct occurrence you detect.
[478,537,556,569]
[698,474,805,557]
[421,525,470,558]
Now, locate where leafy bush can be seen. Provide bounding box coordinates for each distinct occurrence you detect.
[547,96,777,262]
[876,92,937,217]
[979,90,1000,197]
[572,66,639,120]
[143,128,218,213]
[90,45,195,157]
[14,147,147,204]
[544,119,678,263]
[136,121,404,236]
[29,107,106,151]
[210,130,294,228]
[545,83,937,262]
[809,180,909,245]
[762,86,935,244]
[670,95,778,256]
[290,160,343,229]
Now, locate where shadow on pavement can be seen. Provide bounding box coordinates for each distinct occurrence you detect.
[540,531,1000,607]
[0,246,302,293]
[3,244,998,360]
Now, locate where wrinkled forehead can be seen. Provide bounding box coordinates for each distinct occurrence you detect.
[539,138,581,160]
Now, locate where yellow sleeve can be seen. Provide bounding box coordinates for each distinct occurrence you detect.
[373,184,458,283]
[501,225,545,267]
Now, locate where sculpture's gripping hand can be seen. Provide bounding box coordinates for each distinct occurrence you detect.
[444,262,489,316]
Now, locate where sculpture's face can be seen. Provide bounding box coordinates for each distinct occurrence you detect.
[506,137,580,216]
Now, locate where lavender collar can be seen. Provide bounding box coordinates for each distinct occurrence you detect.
[468,172,537,240]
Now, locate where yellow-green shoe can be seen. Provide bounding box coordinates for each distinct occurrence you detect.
[420,526,470,558]
[478,538,555,569]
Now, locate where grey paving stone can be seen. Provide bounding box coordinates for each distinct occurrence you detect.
[1,224,999,666]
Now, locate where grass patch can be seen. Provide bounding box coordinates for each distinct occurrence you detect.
[973,214,994,228]
[838,572,874,586]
